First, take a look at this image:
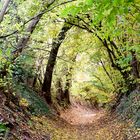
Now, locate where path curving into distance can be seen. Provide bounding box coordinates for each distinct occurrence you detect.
[60,103,105,125]
[33,102,128,140]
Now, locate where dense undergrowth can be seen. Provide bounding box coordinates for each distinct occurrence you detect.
[117,88,140,128]
[0,91,50,140]
[15,84,50,115]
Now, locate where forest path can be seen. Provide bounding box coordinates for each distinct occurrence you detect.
[60,103,104,125]
[33,103,129,140]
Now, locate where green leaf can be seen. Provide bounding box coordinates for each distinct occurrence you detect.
[70,7,81,16]
[6,48,11,57]
[85,0,94,6]
[0,123,7,133]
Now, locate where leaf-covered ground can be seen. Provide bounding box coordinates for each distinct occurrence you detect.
[1,92,140,140]
[0,92,50,140]
[32,103,140,140]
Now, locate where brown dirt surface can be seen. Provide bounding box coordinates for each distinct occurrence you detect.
[1,92,139,140]
[60,103,105,125]
[33,103,136,140]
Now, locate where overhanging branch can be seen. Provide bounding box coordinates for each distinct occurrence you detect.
[0,0,76,39]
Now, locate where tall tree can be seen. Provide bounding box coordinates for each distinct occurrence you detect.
[42,22,72,104]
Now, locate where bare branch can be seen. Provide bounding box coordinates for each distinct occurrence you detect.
[0,30,18,39]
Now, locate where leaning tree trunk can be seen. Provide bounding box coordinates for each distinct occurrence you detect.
[42,23,72,104]
[13,0,55,57]
[0,0,11,23]
[0,1,56,108]
[100,59,116,89]
[0,14,43,78]
[0,1,55,78]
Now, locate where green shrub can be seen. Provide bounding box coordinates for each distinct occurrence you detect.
[14,84,50,115]
[0,123,7,138]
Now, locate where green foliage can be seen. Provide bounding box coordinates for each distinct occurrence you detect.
[72,82,111,105]
[12,54,35,82]
[0,123,7,138]
[14,84,50,115]
[117,89,140,127]
[117,55,132,70]
[0,123,7,133]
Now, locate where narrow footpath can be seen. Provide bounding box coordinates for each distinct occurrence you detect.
[33,103,130,140]
[60,103,104,125]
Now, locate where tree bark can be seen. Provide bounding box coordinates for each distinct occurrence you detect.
[13,14,43,59]
[0,0,11,23]
[63,67,72,105]
[131,51,139,79]
[0,1,56,78]
[42,23,72,104]
[12,0,56,59]
[56,78,64,104]
[63,55,76,105]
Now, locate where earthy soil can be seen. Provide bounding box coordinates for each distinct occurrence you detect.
[60,103,105,125]
[1,92,139,140]
[33,103,132,140]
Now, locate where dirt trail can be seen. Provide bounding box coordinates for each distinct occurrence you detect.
[33,103,130,140]
[57,103,128,140]
[60,103,104,125]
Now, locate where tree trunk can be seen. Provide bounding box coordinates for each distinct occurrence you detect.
[12,0,56,59]
[0,15,43,78]
[0,0,11,23]
[56,78,64,104]
[0,1,55,78]
[131,51,139,79]
[63,68,72,105]
[42,23,72,104]
[63,56,76,105]
[13,14,43,58]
